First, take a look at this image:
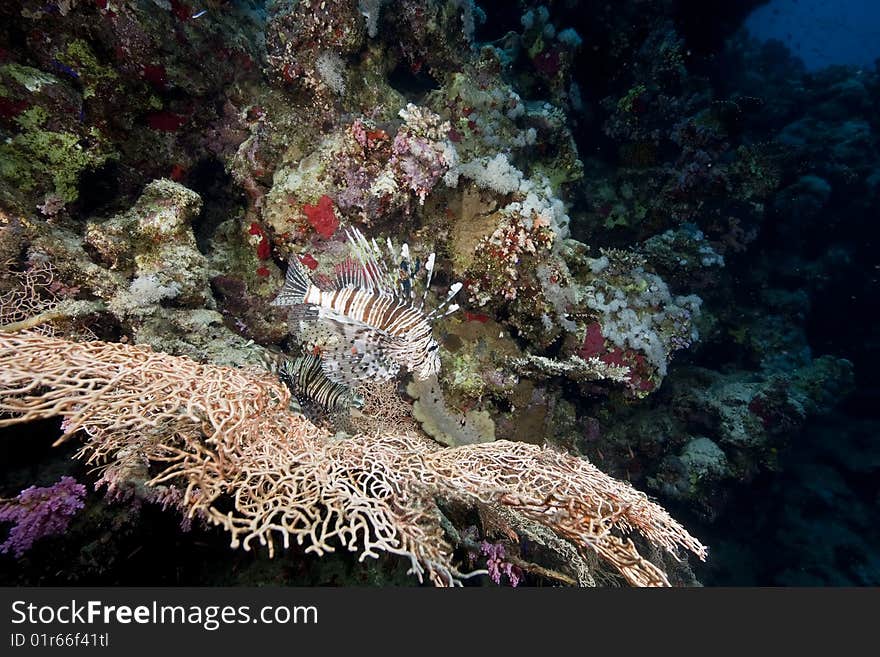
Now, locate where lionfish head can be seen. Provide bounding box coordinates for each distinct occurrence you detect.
[404,328,441,381]
[413,339,442,380]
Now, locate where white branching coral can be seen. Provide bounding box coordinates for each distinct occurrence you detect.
[583,250,701,378]
[0,332,706,586]
[458,153,523,195]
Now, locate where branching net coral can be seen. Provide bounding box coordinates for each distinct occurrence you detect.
[0,257,63,333]
[0,256,99,335]
[0,332,706,587]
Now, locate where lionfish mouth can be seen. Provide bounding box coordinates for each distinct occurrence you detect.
[415,358,441,380]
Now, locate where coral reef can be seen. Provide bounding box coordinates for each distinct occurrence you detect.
[0,0,874,587]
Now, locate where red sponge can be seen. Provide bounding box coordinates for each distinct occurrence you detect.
[303,195,339,239]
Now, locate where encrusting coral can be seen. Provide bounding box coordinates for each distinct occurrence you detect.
[0,331,706,587]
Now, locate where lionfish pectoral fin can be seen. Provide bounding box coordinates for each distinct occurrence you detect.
[288,304,320,322]
[321,345,401,386]
[285,304,320,340]
[318,314,402,385]
[271,257,313,306]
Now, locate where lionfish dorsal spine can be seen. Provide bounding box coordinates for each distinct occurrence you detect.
[346,227,399,296]
[335,257,366,290]
[345,228,371,292]
[426,281,462,322]
[385,237,396,264]
[344,226,461,321]
[398,242,415,304]
[384,237,407,300]
[370,238,386,280]
[420,252,436,310]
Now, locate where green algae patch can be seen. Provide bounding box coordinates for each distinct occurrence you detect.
[0,57,117,207]
[0,63,60,93]
[0,125,116,205]
[55,39,120,100]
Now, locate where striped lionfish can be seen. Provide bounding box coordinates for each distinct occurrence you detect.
[271,228,462,386]
[277,354,363,411]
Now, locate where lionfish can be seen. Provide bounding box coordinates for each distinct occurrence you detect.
[271,228,461,386]
[277,354,364,411]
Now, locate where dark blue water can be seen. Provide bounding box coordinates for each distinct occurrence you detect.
[746,0,880,70]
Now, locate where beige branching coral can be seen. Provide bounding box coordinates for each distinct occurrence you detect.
[0,258,62,333]
[0,331,707,586]
[0,258,102,335]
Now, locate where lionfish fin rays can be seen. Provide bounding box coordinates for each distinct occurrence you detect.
[426,281,463,322]
[318,313,403,384]
[420,252,436,310]
[345,227,395,296]
[399,242,414,302]
[333,257,366,291]
[271,257,312,307]
[286,304,320,341]
[345,227,445,305]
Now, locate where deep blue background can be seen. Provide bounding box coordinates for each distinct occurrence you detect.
[746,0,880,70]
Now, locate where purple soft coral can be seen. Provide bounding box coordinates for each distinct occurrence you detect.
[0,476,86,558]
[480,540,523,587]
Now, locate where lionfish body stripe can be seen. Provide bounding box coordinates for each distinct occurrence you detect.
[304,287,429,338]
[271,228,461,385]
